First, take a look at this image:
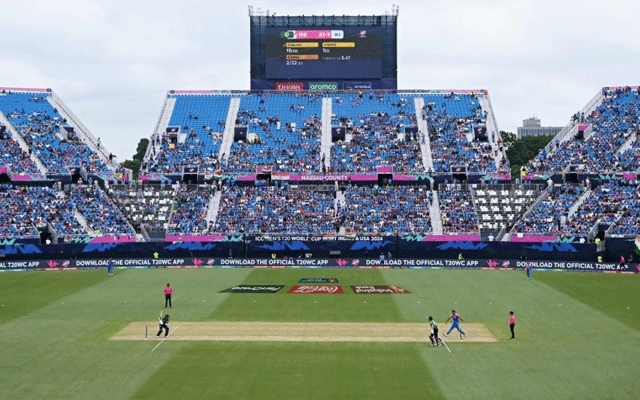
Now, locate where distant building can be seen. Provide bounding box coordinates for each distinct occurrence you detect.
[517,117,562,139]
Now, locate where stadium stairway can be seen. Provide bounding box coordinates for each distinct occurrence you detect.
[207,191,222,229]
[344,130,352,144]
[478,94,504,168]
[48,92,115,171]
[414,97,434,171]
[321,97,332,169]
[218,97,241,159]
[166,199,177,233]
[146,96,177,161]
[618,131,637,155]
[429,191,443,234]
[469,188,481,230]
[335,188,345,211]
[582,124,596,141]
[73,209,95,237]
[507,186,550,237]
[335,188,346,235]
[568,186,592,219]
[0,110,48,174]
[542,89,605,159]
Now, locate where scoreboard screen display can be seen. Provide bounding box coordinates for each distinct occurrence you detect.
[265,26,382,79]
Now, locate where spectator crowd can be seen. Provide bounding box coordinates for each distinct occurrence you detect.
[514,184,582,234]
[0,93,111,175]
[340,184,432,235]
[214,185,336,235]
[330,94,423,174]
[563,180,639,235]
[167,186,213,235]
[69,184,135,236]
[527,87,640,174]
[423,93,507,175]
[0,136,41,174]
[0,184,90,240]
[224,93,323,174]
[439,190,479,233]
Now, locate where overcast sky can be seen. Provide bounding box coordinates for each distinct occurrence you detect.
[1,0,638,160]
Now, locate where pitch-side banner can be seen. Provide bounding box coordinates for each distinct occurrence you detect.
[0,258,637,273]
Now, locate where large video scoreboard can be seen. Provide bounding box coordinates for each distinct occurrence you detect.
[265,26,382,79]
[250,14,397,90]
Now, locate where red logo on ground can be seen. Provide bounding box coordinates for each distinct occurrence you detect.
[287,285,344,294]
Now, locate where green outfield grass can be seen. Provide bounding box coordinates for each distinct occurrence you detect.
[0,268,639,400]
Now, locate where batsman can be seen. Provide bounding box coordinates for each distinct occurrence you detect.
[157,312,170,338]
[428,316,441,346]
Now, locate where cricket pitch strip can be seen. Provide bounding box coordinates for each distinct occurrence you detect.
[111,322,497,342]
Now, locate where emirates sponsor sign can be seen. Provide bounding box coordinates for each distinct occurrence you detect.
[287,285,344,294]
[275,82,304,92]
[351,285,411,294]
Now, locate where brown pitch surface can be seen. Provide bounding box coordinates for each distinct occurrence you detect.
[111,322,497,342]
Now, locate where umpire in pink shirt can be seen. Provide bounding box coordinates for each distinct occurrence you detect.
[509,311,516,339]
[164,283,173,308]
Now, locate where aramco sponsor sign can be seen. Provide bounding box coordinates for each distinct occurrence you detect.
[308,82,338,92]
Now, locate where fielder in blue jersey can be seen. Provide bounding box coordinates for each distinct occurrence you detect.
[444,310,466,338]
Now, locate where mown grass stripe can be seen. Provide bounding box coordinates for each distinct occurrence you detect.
[131,342,446,400]
[0,270,110,325]
[535,272,640,332]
